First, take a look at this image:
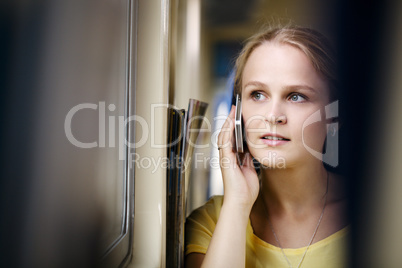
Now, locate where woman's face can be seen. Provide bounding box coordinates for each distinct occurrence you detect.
[241,42,331,168]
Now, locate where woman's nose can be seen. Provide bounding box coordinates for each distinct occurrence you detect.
[266,101,287,125]
[267,114,287,125]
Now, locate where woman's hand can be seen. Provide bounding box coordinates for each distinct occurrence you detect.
[193,106,260,268]
[217,105,260,212]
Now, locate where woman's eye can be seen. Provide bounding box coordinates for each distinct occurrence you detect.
[251,92,266,101]
[289,93,306,102]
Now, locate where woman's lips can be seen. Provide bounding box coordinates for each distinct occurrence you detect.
[261,139,289,146]
[260,133,290,147]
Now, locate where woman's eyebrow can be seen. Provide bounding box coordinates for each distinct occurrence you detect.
[284,84,317,93]
[243,81,268,90]
[244,82,317,93]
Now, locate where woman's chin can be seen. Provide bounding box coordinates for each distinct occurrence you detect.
[253,153,288,169]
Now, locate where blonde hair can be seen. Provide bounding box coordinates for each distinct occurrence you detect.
[234,25,338,100]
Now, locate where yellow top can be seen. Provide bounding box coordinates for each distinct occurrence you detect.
[185,196,349,268]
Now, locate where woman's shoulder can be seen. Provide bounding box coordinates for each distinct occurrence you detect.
[187,195,224,225]
[203,195,224,208]
[185,196,224,255]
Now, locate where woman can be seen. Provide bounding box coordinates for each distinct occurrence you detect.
[185,25,349,268]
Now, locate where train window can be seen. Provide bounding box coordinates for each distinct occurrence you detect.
[98,0,136,266]
[1,0,137,266]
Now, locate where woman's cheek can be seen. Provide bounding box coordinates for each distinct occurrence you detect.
[299,120,327,152]
[244,121,259,146]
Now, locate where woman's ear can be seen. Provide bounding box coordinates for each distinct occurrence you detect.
[323,117,340,168]
[324,99,341,134]
[328,118,339,136]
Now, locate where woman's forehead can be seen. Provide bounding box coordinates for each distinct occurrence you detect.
[242,43,329,93]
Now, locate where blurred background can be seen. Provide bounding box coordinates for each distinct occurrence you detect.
[1,0,401,267]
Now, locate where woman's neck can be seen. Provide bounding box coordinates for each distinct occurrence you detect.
[259,162,328,216]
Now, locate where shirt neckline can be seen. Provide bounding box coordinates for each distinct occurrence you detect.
[247,219,350,254]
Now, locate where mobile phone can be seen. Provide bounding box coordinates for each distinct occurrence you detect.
[234,94,244,153]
